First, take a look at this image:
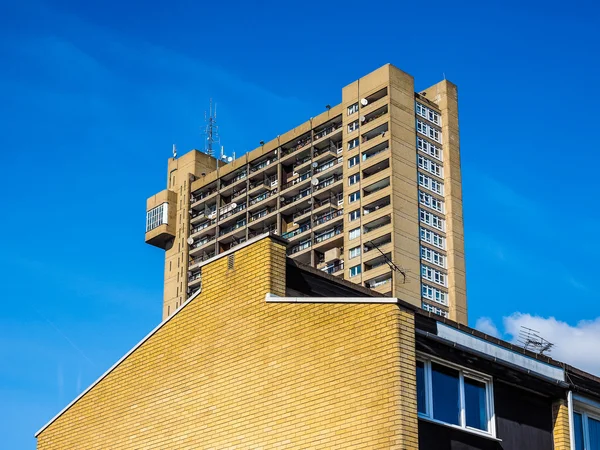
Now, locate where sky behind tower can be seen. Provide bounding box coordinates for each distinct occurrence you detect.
[1,0,599,447]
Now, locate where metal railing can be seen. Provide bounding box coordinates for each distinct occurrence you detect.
[220,203,247,220]
[249,189,276,206]
[314,157,342,174]
[315,227,343,244]
[219,220,247,237]
[313,122,342,141]
[282,223,311,240]
[221,171,247,188]
[249,206,275,223]
[191,235,215,249]
[290,240,312,254]
[313,209,343,226]
[314,174,343,191]
[190,188,216,204]
[281,171,311,191]
[321,261,344,275]
[281,188,311,206]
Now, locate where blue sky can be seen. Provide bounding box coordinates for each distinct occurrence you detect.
[1,0,599,447]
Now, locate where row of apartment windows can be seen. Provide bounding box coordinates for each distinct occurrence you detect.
[421,246,446,268]
[422,302,449,318]
[419,191,444,213]
[417,357,493,433]
[416,102,441,125]
[422,264,447,287]
[416,120,441,143]
[420,226,446,250]
[417,137,443,161]
[418,154,443,178]
[420,209,445,232]
[422,283,448,306]
[419,173,444,195]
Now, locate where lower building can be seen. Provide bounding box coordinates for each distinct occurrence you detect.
[36,235,600,449]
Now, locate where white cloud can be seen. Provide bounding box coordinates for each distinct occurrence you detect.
[475,314,600,376]
[475,317,501,338]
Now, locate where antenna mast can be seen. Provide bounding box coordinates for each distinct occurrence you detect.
[203,99,220,157]
[518,326,554,356]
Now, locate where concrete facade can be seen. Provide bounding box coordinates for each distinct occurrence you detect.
[145,63,467,324]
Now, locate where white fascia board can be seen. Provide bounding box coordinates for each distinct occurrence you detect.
[265,293,398,304]
[437,323,565,382]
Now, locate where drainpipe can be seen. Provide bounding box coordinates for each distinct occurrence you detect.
[567,390,575,450]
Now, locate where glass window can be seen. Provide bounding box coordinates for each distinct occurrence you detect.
[574,413,584,450]
[348,138,359,150]
[431,363,460,426]
[349,191,360,203]
[349,227,361,240]
[349,210,360,221]
[418,357,493,435]
[348,155,359,168]
[417,360,426,414]
[590,416,600,449]
[349,173,360,185]
[464,377,488,431]
[349,246,361,259]
[348,120,359,133]
[349,265,361,277]
[348,103,359,115]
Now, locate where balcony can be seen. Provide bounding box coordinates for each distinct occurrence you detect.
[314,157,342,175]
[188,271,202,288]
[363,105,388,125]
[363,215,392,236]
[321,260,344,276]
[362,158,390,180]
[292,206,312,222]
[248,189,277,211]
[249,157,277,173]
[189,250,215,269]
[281,134,312,162]
[218,202,247,222]
[249,176,278,194]
[363,195,391,216]
[289,239,312,255]
[248,223,277,239]
[313,173,343,192]
[190,219,216,237]
[365,275,392,291]
[189,235,216,255]
[145,190,176,249]
[313,209,343,230]
[281,170,312,192]
[282,222,311,241]
[281,187,312,208]
[219,219,247,238]
[249,206,276,224]
[313,142,343,164]
[363,177,390,198]
[361,123,389,146]
[313,121,342,142]
[190,187,217,207]
[362,141,389,162]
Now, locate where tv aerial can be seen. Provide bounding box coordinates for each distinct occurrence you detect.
[518,326,554,356]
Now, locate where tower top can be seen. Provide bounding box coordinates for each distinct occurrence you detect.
[203,99,220,157]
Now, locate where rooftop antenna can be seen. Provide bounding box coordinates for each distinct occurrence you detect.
[203,98,220,157]
[172,144,177,158]
[518,326,554,356]
[365,240,406,283]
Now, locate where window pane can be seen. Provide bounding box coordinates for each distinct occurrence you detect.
[416,361,426,414]
[431,363,460,425]
[574,413,584,450]
[464,377,488,431]
[590,416,600,450]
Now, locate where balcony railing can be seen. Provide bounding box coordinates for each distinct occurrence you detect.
[190,220,215,235]
[281,188,311,206]
[249,206,275,223]
[292,206,312,220]
[314,157,342,174]
[315,226,342,244]
[313,209,343,226]
[220,203,247,220]
[221,171,247,188]
[191,235,215,249]
[281,170,312,190]
[188,272,202,282]
[314,194,343,209]
[248,224,277,239]
[219,219,247,237]
[249,189,276,206]
[249,176,278,191]
[313,122,342,141]
[231,186,247,199]
[321,261,344,275]
[362,144,389,161]
[290,240,312,254]
[314,174,343,191]
[190,188,216,204]
[366,278,392,289]
[250,158,276,173]
[282,223,311,240]
[292,155,312,169]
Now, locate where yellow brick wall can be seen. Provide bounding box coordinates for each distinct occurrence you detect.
[552,399,571,450]
[37,236,418,449]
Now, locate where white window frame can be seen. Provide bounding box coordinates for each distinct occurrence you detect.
[348,138,359,150]
[417,137,443,161]
[417,354,496,438]
[416,119,441,143]
[349,264,361,277]
[349,227,361,240]
[418,154,443,178]
[420,226,446,250]
[421,283,448,306]
[421,264,447,287]
[419,191,445,213]
[422,302,449,318]
[348,173,360,186]
[419,173,444,195]
[573,398,600,450]
[146,203,169,232]
[348,210,360,221]
[347,103,359,115]
[348,191,360,203]
[420,209,445,232]
[349,246,361,259]
[421,246,446,268]
[348,155,359,168]
[416,102,441,125]
[348,120,359,133]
